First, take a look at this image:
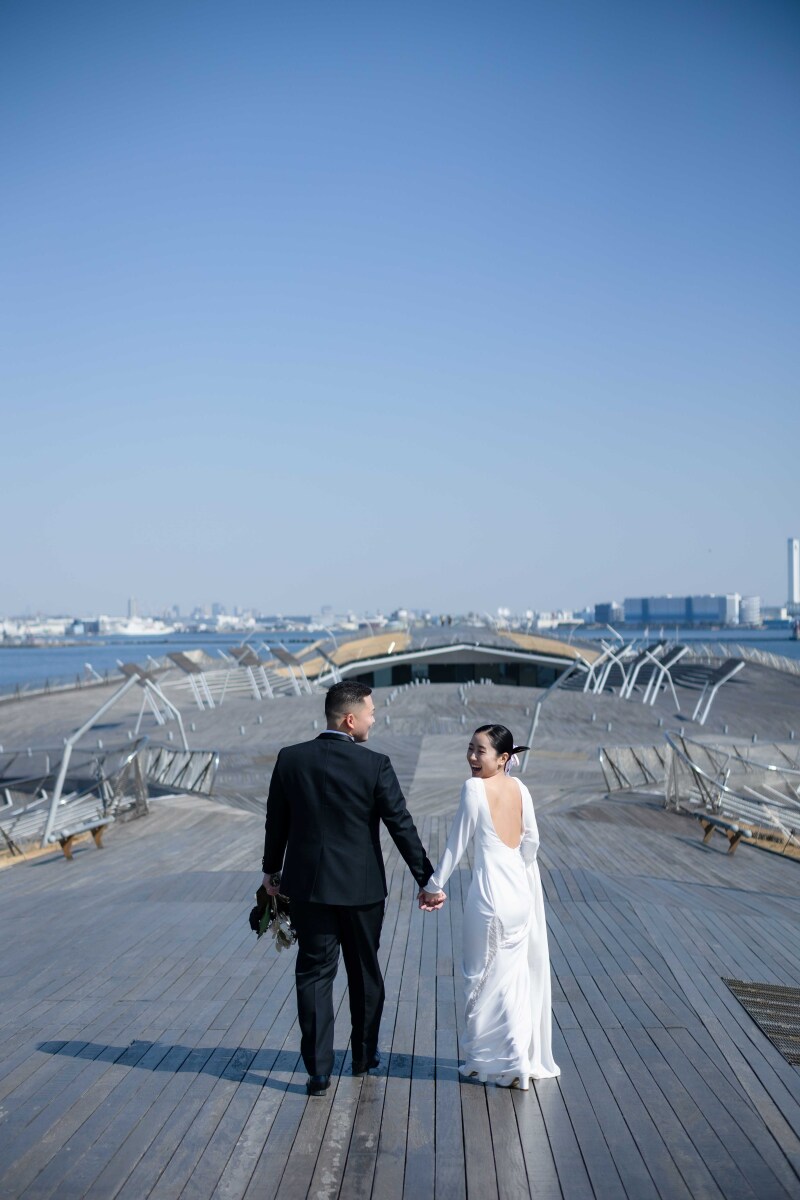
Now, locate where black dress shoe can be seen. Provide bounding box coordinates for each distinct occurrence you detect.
[351,1051,381,1076]
[306,1074,331,1096]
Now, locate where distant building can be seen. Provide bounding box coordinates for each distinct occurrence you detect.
[211,602,226,618]
[534,610,582,631]
[127,596,138,619]
[689,594,739,625]
[739,596,761,626]
[623,594,740,626]
[789,538,800,607]
[71,618,100,635]
[594,602,624,625]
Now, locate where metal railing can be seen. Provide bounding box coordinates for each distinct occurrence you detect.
[599,744,667,792]
[687,643,800,677]
[0,740,150,852]
[142,745,219,795]
[664,733,800,855]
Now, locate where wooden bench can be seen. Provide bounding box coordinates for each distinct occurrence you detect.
[694,812,753,855]
[0,794,114,861]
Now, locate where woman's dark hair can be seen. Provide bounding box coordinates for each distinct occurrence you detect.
[473,724,529,759]
[325,680,372,720]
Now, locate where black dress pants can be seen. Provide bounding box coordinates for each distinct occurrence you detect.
[291,899,385,1077]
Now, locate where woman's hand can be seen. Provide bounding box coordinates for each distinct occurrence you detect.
[418,888,446,912]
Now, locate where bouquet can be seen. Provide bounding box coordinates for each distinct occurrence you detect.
[249,885,297,952]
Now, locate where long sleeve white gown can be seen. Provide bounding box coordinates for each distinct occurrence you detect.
[428,776,560,1088]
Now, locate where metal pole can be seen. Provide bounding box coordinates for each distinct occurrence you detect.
[188,676,204,710]
[145,680,189,750]
[199,673,215,709]
[42,673,139,846]
[134,689,149,735]
[258,665,274,699]
[520,661,581,772]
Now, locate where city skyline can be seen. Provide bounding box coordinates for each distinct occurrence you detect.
[3,536,799,621]
[2,1,798,614]
[1,557,795,624]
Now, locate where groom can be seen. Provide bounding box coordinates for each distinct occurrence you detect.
[261,680,444,1096]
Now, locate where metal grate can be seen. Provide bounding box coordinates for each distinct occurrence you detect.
[723,979,800,1065]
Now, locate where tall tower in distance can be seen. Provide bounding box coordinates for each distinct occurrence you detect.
[789,538,800,608]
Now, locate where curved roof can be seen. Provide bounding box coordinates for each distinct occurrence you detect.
[282,625,600,681]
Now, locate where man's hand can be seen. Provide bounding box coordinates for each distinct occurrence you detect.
[418,888,446,912]
[262,872,281,897]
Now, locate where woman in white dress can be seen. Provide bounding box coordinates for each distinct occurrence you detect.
[420,724,560,1089]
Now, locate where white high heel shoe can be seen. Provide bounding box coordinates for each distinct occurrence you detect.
[495,1072,529,1090]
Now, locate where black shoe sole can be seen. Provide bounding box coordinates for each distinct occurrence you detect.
[351,1056,381,1076]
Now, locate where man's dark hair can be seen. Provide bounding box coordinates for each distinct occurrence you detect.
[325,680,372,721]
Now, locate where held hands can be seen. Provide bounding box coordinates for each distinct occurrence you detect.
[418,887,446,912]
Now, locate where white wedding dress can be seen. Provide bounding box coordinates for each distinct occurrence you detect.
[428,776,560,1088]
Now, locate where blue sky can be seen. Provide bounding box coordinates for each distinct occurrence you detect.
[2,0,798,615]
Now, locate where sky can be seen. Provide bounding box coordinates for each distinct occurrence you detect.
[2,0,798,616]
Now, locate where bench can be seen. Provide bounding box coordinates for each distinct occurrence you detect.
[0,794,114,860]
[694,812,753,855]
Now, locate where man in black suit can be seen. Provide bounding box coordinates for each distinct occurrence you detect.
[261,680,444,1096]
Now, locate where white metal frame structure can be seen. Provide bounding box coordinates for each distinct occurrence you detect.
[619,642,667,699]
[599,743,667,792]
[664,732,800,855]
[143,745,219,795]
[230,646,275,700]
[641,645,688,708]
[581,642,634,695]
[167,652,216,711]
[271,646,313,696]
[520,660,587,771]
[42,668,189,847]
[691,659,745,726]
[581,644,614,693]
[316,648,343,686]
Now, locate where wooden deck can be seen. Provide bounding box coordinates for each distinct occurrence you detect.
[1,769,799,1199]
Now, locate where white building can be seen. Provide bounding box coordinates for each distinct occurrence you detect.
[739,596,761,626]
[789,537,800,608]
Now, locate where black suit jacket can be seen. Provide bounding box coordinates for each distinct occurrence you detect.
[262,733,434,906]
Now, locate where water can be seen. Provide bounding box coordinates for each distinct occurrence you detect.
[0,631,323,695]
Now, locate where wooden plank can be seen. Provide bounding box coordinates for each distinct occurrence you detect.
[624,1026,764,1200]
[565,1026,660,1199]
[650,1027,797,1200]
[509,1086,563,1200]
[3,692,800,1200]
[486,1084,536,1198]
[451,847,500,1200]
[403,871,437,1199]
[370,857,421,1198]
[549,1024,625,1196]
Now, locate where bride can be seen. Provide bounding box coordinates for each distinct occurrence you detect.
[420,724,560,1089]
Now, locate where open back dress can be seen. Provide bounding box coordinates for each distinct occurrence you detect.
[428,776,560,1088]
